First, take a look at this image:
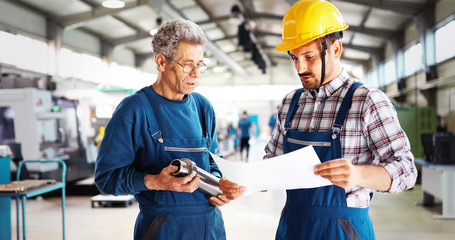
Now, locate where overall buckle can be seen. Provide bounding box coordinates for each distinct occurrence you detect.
[332,124,342,139]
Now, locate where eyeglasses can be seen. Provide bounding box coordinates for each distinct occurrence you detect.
[168,58,208,74]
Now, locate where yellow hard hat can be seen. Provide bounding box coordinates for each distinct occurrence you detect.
[276,0,349,52]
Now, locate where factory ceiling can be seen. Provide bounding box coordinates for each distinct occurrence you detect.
[7,0,437,79]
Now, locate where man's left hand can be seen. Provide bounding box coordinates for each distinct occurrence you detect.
[207,177,246,207]
[314,158,360,189]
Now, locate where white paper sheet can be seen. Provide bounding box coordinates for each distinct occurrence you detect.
[211,146,332,195]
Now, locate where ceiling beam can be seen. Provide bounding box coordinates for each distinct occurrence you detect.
[238,0,273,67]
[57,0,148,30]
[109,15,152,46]
[347,25,394,40]
[195,16,231,25]
[340,0,425,17]
[8,0,49,17]
[343,43,382,55]
[212,35,236,42]
[111,31,151,46]
[349,7,371,44]
[151,0,250,78]
[255,24,395,41]
[341,53,368,66]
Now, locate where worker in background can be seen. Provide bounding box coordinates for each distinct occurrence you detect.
[95,19,246,240]
[268,106,278,135]
[237,111,254,162]
[264,1,417,239]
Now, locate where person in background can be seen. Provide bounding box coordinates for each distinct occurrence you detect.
[237,111,254,162]
[264,1,417,239]
[95,19,246,240]
[227,122,239,151]
[268,106,278,135]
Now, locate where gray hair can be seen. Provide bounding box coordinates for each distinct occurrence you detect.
[152,19,207,61]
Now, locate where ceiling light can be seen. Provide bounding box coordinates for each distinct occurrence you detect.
[149,29,158,36]
[102,0,125,9]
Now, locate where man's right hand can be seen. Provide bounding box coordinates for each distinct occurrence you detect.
[144,165,200,192]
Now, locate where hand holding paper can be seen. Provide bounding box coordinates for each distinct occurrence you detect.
[207,177,247,207]
[211,146,332,196]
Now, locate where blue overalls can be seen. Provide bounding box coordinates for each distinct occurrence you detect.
[276,82,375,240]
[134,90,225,240]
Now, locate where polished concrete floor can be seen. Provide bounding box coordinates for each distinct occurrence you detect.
[8,139,455,239]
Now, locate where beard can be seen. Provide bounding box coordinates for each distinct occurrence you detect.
[299,72,319,90]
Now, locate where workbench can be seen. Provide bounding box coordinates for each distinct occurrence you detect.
[0,160,67,240]
[415,158,455,219]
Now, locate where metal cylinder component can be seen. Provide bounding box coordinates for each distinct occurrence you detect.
[170,158,222,196]
[170,158,196,177]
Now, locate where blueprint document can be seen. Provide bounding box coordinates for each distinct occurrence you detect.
[210,146,332,195]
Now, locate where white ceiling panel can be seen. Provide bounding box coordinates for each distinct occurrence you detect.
[229,51,248,62]
[169,0,197,9]
[340,31,354,42]
[205,28,225,41]
[116,5,160,32]
[331,0,370,27]
[365,9,409,30]
[351,33,384,48]
[216,40,237,52]
[124,38,154,54]
[256,18,282,35]
[218,20,240,37]
[181,6,210,23]
[83,16,136,39]
[343,48,370,60]
[252,0,288,16]
[21,0,91,17]
[199,22,217,31]
[199,0,235,18]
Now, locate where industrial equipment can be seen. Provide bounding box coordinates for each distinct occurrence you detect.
[0,88,93,183]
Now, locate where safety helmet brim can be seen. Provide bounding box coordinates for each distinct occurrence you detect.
[276,0,349,52]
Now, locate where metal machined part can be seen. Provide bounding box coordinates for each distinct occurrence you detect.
[170,158,222,196]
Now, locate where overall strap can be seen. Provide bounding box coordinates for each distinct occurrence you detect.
[332,82,364,138]
[284,88,305,133]
[137,91,163,143]
[192,93,210,145]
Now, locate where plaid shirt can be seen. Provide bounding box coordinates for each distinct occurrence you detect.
[265,70,417,208]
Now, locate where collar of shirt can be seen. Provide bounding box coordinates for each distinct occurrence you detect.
[302,69,351,100]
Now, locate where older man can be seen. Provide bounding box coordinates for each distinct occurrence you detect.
[95,19,245,240]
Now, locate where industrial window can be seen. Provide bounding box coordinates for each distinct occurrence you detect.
[58,47,108,83]
[384,58,396,85]
[435,19,455,63]
[365,70,379,88]
[404,43,423,76]
[0,31,48,74]
[342,63,364,84]
[109,63,155,90]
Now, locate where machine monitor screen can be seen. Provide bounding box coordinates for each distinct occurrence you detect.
[0,106,15,145]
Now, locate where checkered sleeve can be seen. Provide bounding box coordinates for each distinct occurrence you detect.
[264,92,294,159]
[362,89,417,193]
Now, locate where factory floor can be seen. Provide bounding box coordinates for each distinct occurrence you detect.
[8,139,455,240]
